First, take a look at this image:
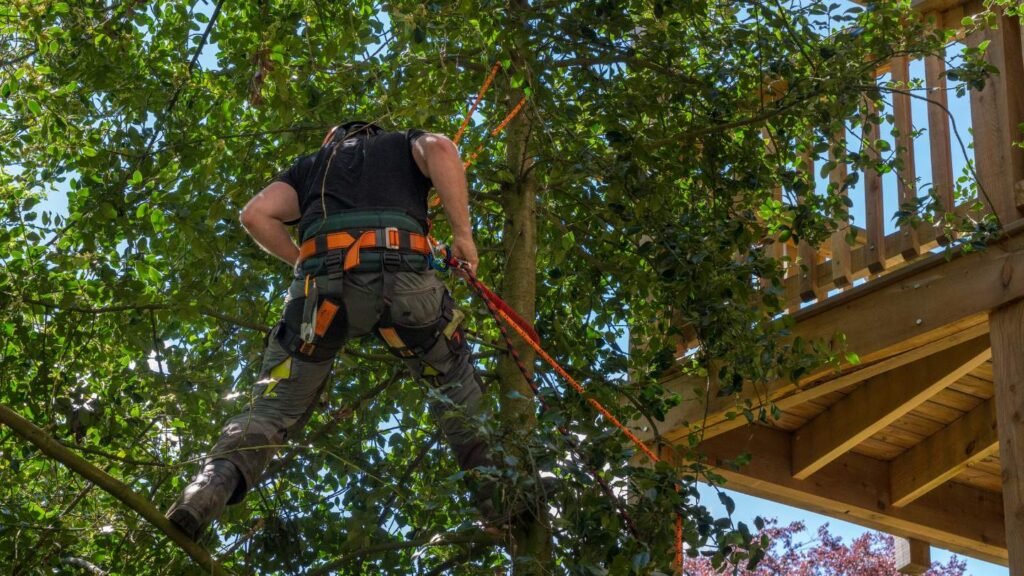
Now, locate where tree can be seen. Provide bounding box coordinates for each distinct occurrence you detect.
[682,520,968,576]
[0,0,1010,574]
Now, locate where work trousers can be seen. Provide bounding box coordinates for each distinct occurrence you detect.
[205,268,490,504]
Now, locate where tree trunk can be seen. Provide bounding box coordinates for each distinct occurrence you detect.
[496,14,552,571]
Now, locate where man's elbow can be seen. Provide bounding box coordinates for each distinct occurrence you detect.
[238,204,259,232]
[424,134,459,162]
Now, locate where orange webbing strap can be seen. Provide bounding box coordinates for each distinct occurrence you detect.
[493,304,684,570]
[343,230,378,271]
[314,300,340,338]
[378,327,415,357]
[453,62,501,146]
[462,95,528,169]
[297,231,357,263]
[296,229,431,267]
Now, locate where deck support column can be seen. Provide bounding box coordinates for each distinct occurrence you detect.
[989,299,1024,576]
[894,537,930,575]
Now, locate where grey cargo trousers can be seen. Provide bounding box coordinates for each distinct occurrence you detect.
[208,268,490,504]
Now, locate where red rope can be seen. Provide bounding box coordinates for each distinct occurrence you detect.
[442,60,682,572]
[463,272,640,538]
[460,267,685,571]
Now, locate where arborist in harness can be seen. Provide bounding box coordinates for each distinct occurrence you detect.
[166,121,497,540]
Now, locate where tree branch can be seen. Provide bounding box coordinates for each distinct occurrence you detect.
[0,49,36,68]
[19,298,270,333]
[60,556,107,575]
[306,531,503,576]
[0,404,230,575]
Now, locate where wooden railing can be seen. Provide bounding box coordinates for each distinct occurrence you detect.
[773,5,1024,313]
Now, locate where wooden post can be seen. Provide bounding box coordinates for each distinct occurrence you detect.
[895,537,931,575]
[829,135,853,286]
[925,41,956,244]
[798,151,822,301]
[989,298,1024,576]
[863,96,887,273]
[968,15,1024,226]
[891,56,922,259]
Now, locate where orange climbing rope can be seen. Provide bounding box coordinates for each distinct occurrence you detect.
[494,306,660,463]
[431,63,529,208]
[455,263,685,572]
[442,63,685,572]
[453,62,501,146]
[462,95,527,169]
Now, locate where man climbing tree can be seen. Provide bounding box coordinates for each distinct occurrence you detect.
[3,1,1017,574]
[166,121,507,539]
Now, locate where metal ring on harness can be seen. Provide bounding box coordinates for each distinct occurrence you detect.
[429,242,452,272]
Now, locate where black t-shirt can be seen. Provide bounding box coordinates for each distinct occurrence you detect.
[275,127,433,237]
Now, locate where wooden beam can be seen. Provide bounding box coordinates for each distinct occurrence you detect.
[911,0,969,12]
[895,537,931,575]
[791,335,991,479]
[890,397,998,507]
[798,152,823,302]
[642,320,989,444]
[686,425,1007,564]
[989,299,1024,576]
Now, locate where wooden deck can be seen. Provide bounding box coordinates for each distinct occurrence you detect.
[637,2,1024,571]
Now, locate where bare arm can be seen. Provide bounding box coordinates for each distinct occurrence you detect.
[412,133,478,273]
[239,181,302,267]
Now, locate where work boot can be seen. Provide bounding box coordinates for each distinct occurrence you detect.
[166,459,241,541]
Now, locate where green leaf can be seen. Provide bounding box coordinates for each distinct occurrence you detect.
[718,492,735,515]
[150,210,166,231]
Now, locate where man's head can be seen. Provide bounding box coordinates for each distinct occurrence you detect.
[321,120,382,146]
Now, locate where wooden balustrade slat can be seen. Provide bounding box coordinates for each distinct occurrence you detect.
[891,55,922,259]
[829,135,853,286]
[924,43,956,245]
[864,96,888,273]
[798,152,822,302]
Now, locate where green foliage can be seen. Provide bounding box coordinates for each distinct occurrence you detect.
[0,0,1004,574]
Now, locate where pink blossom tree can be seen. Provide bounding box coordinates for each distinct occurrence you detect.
[683,520,967,576]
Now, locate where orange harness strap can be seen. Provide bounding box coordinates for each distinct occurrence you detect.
[296,228,431,267]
